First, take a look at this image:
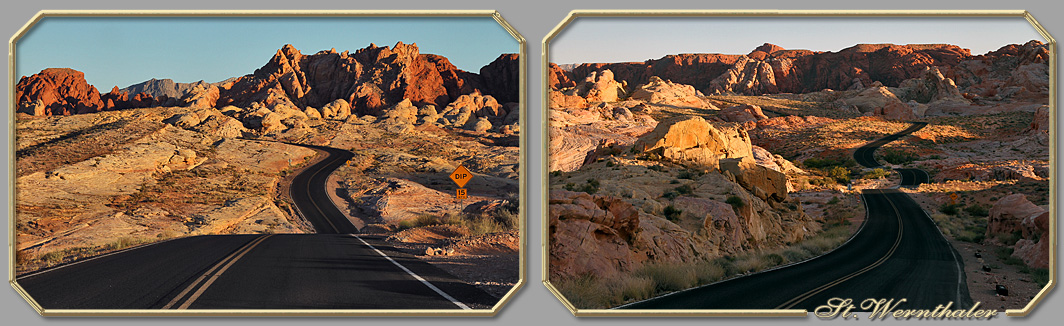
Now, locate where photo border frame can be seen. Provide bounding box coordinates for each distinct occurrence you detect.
[7,9,527,317]
[540,9,1056,317]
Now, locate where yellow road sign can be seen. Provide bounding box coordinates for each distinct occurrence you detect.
[456,188,467,199]
[450,165,473,188]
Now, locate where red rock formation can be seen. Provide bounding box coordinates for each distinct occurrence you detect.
[1014,211,1049,269]
[218,43,499,116]
[561,42,1044,99]
[100,86,158,111]
[986,194,1045,239]
[15,68,104,115]
[548,63,576,90]
[480,53,520,103]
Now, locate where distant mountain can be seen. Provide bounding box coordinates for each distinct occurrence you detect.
[555,63,579,72]
[120,77,240,99]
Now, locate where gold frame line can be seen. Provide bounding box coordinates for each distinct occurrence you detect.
[8,9,526,317]
[540,9,1055,318]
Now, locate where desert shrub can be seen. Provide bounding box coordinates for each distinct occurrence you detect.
[964,204,989,217]
[827,196,840,205]
[993,231,1023,246]
[803,157,857,169]
[1031,268,1050,287]
[634,263,697,292]
[726,195,745,209]
[674,184,695,195]
[661,191,679,200]
[864,168,889,179]
[939,203,962,215]
[553,274,615,309]
[663,205,683,221]
[618,276,656,302]
[106,237,141,250]
[809,177,836,186]
[881,149,918,165]
[677,170,701,180]
[828,166,851,183]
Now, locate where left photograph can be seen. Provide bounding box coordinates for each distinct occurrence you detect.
[9,11,524,315]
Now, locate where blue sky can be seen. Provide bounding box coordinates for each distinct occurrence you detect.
[17,17,518,90]
[551,17,1047,64]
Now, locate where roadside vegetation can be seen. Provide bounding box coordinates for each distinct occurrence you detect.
[553,220,854,309]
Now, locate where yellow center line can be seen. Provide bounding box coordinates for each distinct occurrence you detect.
[776,189,904,309]
[162,235,272,309]
[306,155,339,233]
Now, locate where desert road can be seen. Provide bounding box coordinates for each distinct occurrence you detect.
[15,145,496,310]
[620,122,970,311]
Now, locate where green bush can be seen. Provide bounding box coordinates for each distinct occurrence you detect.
[881,149,918,165]
[939,203,962,215]
[828,166,851,183]
[726,195,745,209]
[663,205,683,221]
[803,157,857,169]
[964,204,989,217]
[864,168,889,179]
[662,191,679,200]
[675,184,695,195]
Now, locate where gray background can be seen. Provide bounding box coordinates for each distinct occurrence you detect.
[1,0,1060,324]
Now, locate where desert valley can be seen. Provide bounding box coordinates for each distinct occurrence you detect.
[15,41,521,302]
[547,41,1050,310]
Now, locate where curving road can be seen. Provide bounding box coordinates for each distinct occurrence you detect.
[15,144,495,310]
[620,122,970,311]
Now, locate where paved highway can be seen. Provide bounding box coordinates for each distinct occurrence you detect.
[620,122,970,311]
[16,144,495,310]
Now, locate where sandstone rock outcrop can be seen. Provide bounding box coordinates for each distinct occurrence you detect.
[628,76,712,109]
[986,194,1045,239]
[571,70,626,102]
[1028,105,1049,132]
[720,158,789,201]
[15,68,104,115]
[180,83,220,109]
[549,190,689,278]
[480,53,520,104]
[548,63,577,90]
[631,115,752,170]
[549,91,589,109]
[986,194,1049,269]
[719,104,769,123]
[1013,211,1049,269]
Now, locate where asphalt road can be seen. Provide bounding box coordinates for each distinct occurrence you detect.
[16,144,495,310]
[620,122,970,311]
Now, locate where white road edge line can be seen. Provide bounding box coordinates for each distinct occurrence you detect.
[351,234,471,310]
[16,236,182,280]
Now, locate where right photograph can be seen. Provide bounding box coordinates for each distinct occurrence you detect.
[544,11,1054,316]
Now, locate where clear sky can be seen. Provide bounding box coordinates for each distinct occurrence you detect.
[551,17,1047,64]
[17,17,518,90]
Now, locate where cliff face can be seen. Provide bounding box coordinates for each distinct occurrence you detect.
[16,43,519,117]
[553,41,1047,101]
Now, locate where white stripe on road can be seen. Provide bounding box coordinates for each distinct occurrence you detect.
[351,235,471,310]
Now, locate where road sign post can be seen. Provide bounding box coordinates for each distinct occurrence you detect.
[450,166,473,205]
